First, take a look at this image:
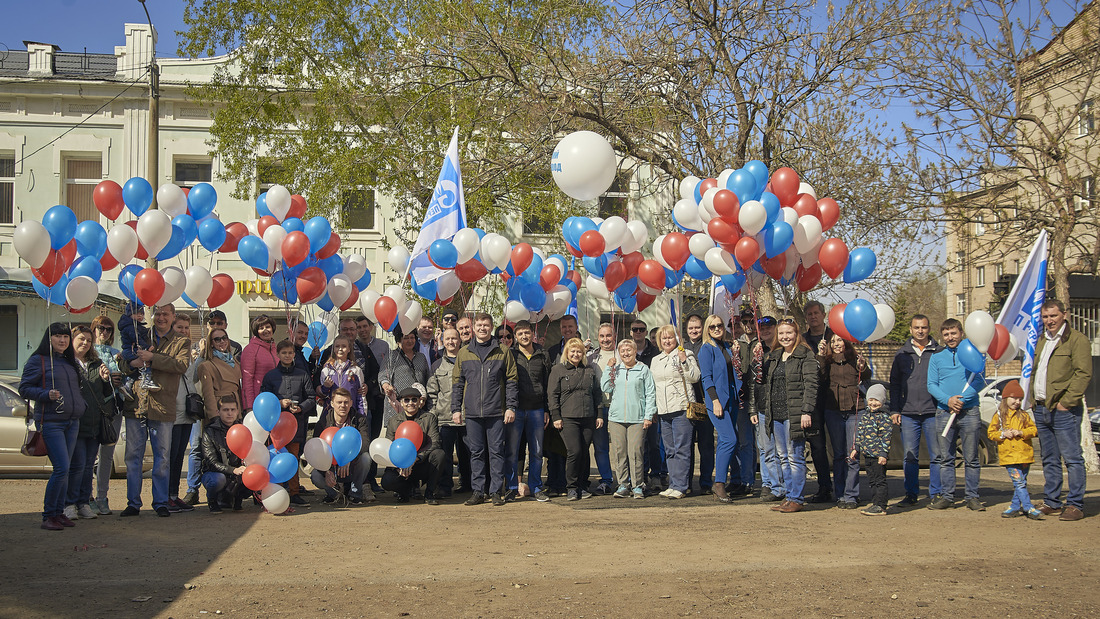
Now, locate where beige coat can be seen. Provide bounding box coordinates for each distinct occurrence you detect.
[649,350,701,416]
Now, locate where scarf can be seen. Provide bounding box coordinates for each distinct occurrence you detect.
[214,349,236,367]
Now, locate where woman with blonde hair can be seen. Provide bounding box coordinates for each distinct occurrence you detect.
[547,338,602,501]
[649,324,701,499]
[697,315,741,502]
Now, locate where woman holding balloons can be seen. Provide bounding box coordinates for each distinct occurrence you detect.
[816,335,870,509]
[696,316,741,503]
[196,328,243,420]
[310,388,372,504]
[241,315,279,412]
[382,384,445,505]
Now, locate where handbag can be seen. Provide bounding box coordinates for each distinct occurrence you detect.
[676,353,708,421]
[182,374,205,422]
[22,354,50,456]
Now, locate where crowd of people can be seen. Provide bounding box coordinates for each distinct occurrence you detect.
[20,296,1091,530]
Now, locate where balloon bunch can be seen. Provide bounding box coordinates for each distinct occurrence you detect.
[367,421,425,470]
[225,393,302,515]
[824,300,897,343]
[301,423,364,485]
[562,215,669,313]
[955,311,1018,373]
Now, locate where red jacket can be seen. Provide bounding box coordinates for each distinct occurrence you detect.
[241,336,278,409]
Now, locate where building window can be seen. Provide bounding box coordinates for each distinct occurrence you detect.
[0,154,13,224]
[65,158,103,223]
[341,188,375,230]
[1074,177,1094,212]
[956,294,966,316]
[976,266,986,287]
[996,262,1004,278]
[973,217,984,236]
[174,160,212,188]
[598,170,630,219]
[955,251,966,272]
[1013,259,1020,273]
[1079,99,1095,136]
[0,306,15,369]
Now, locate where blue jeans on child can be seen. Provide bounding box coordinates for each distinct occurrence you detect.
[1005,464,1034,512]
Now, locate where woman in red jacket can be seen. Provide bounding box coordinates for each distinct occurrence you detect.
[240,315,278,412]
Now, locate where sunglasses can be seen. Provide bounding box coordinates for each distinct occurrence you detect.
[443,316,458,322]
[632,327,647,332]
[213,336,228,342]
[778,318,797,326]
[400,397,420,403]
[758,318,777,326]
[96,326,114,332]
[709,325,724,331]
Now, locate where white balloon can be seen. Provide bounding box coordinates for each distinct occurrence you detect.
[793,215,823,254]
[136,210,173,257]
[482,234,511,271]
[242,412,269,446]
[652,235,672,270]
[159,266,186,305]
[505,300,530,323]
[800,237,823,266]
[586,275,610,300]
[545,286,573,320]
[689,232,716,260]
[621,220,648,254]
[317,310,341,350]
[359,290,381,322]
[717,168,734,189]
[387,246,411,274]
[599,216,628,252]
[343,254,367,283]
[244,440,270,467]
[867,303,897,342]
[266,185,293,221]
[398,299,424,334]
[260,482,290,514]
[106,224,138,265]
[65,276,98,309]
[704,247,738,275]
[679,176,701,201]
[673,198,703,231]
[546,256,568,279]
[964,310,996,354]
[551,131,618,201]
[184,266,212,307]
[369,438,394,467]
[262,225,287,261]
[14,221,52,269]
[797,182,817,200]
[245,218,260,238]
[700,187,720,215]
[436,271,460,301]
[781,207,799,229]
[453,228,481,263]
[327,274,354,307]
[156,183,188,218]
[782,246,800,281]
[303,438,332,472]
[739,200,767,236]
[638,282,660,296]
[383,285,405,304]
[697,202,715,225]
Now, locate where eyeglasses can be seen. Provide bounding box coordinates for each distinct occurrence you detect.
[213,336,228,342]
[500,334,513,340]
[400,397,420,403]
[778,318,797,326]
[96,326,114,333]
[632,327,647,332]
[443,316,458,322]
[708,325,724,331]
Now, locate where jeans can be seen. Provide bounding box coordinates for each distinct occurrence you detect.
[733,409,756,486]
[754,416,781,494]
[125,417,173,511]
[310,453,370,499]
[506,408,545,492]
[201,471,229,495]
[439,425,471,491]
[40,420,79,519]
[95,413,123,502]
[863,456,887,508]
[825,409,860,502]
[709,403,736,484]
[560,417,595,491]
[593,409,613,485]
[609,421,645,489]
[659,412,693,492]
[1005,465,1035,512]
[1032,404,1086,509]
[381,449,446,499]
[465,416,506,495]
[644,419,667,478]
[67,435,100,507]
[169,423,192,498]
[185,421,202,495]
[936,408,981,500]
[772,420,806,503]
[900,413,941,498]
[691,414,715,490]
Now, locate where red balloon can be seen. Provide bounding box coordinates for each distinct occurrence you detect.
[124,220,150,260]
[134,268,165,306]
[281,231,311,267]
[604,261,626,292]
[242,464,270,491]
[828,303,857,342]
[818,238,850,279]
[220,222,248,253]
[637,259,666,291]
[707,218,739,244]
[288,194,308,220]
[621,252,644,279]
[566,269,581,290]
[539,264,561,292]
[769,167,800,207]
[99,248,119,272]
[340,285,360,311]
[296,267,327,304]
[510,243,533,275]
[636,290,656,311]
[733,237,760,271]
[320,426,338,446]
[761,254,786,280]
[796,263,823,292]
[59,239,77,269]
[252,266,272,278]
[374,296,398,331]
[455,259,488,283]
[257,216,280,238]
[395,420,425,450]
[269,411,298,451]
[93,180,125,221]
[32,250,66,287]
[207,274,234,308]
[579,231,605,257]
[712,189,740,223]
[662,232,691,270]
[698,177,718,196]
[66,303,93,314]
[817,198,840,231]
[565,245,583,259]
[792,193,818,219]
[226,424,254,459]
[989,324,1011,360]
[316,232,341,260]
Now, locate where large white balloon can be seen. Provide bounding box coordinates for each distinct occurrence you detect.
[782,245,800,281]
[545,286,573,320]
[965,310,996,354]
[781,207,799,229]
[136,210,172,257]
[505,300,530,323]
[260,482,290,514]
[397,299,424,334]
[867,303,897,342]
[704,247,738,275]
[242,412,269,446]
[387,246,411,274]
[551,131,618,201]
[327,274,354,307]
[302,438,332,472]
[481,234,511,271]
[679,176,701,201]
[245,218,260,238]
[159,266,186,305]
[359,290,381,322]
[800,237,823,266]
[717,168,734,189]
[793,215,823,254]
[184,266,213,306]
[65,276,99,309]
[586,275,611,300]
[652,235,672,270]
[156,183,188,218]
[342,254,367,283]
[266,185,292,221]
[106,224,138,265]
[689,232,716,260]
[599,216,628,252]
[436,271,460,301]
[739,201,767,236]
[452,228,481,263]
[14,221,51,269]
[673,198,703,231]
[369,438,394,467]
[383,285,406,304]
[797,182,817,200]
[263,225,287,262]
[621,220,648,254]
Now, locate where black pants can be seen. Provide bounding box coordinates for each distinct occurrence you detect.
[169,423,192,498]
[863,456,887,508]
[807,430,832,494]
[561,417,595,491]
[439,425,471,491]
[381,449,446,499]
[366,397,384,486]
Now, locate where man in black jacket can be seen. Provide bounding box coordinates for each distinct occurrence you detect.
[507,320,552,502]
[199,397,250,513]
[888,314,941,506]
[262,340,318,506]
[383,386,446,505]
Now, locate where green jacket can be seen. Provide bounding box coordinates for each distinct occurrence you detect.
[1031,326,1091,409]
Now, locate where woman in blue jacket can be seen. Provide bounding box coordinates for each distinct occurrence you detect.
[697,315,741,502]
[19,323,87,530]
[602,339,657,499]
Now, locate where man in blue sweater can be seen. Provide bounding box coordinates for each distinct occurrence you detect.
[926,318,986,511]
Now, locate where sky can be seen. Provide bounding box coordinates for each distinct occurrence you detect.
[0,0,191,58]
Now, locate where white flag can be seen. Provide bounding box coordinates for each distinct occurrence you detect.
[408,127,467,284]
[995,229,1048,408]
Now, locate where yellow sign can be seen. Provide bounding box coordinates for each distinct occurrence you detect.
[236,279,273,296]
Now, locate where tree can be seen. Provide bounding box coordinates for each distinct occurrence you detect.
[887,271,947,341]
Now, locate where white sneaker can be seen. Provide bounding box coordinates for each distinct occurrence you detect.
[63,504,78,521]
[77,504,98,519]
[666,489,685,499]
[658,488,674,497]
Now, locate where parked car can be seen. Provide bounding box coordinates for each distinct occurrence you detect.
[1091,410,1100,455]
[0,379,152,476]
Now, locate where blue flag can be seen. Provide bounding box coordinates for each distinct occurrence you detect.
[409,127,467,284]
[995,229,1047,408]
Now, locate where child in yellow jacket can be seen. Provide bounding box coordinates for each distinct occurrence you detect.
[987,381,1042,520]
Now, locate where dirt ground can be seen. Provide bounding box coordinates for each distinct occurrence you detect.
[3,470,1098,618]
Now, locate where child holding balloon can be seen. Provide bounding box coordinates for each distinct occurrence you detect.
[382,384,445,505]
[261,340,317,507]
[199,396,249,513]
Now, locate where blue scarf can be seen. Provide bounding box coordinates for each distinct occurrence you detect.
[213,349,236,367]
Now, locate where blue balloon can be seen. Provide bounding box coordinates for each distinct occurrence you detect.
[118,264,142,302]
[564,280,578,297]
[267,452,298,484]
[318,254,343,278]
[618,276,637,296]
[252,392,281,432]
[237,236,269,271]
[281,217,304,233]
[43,205,77,250]
[720,272,746,292]
[745,160,770,188]
[843,248,877,283]
[760,192,781,225]
[181,292,200,309]
[187,183,218,219]
[684,256,712,280]
[521,254,543,283]
[307,322,327,348]
[428,239,458,270]
[615,293,637,313]
[957,339,987,374]
[764,221,794,257]
[726,170,757,204]
[173,215,198,248]
[255,192,272,219]
[388,437,417,469]
[156,225,188,261]
[197,219,227,252]
[74,220,107,258]
[332,426,364,467]
[69,256,103,282]
[303,216,332,253]
[270,272,298,304]
[122,177,153,216]
[664,267,683,289]
[354,270,371,290]
[316,293,335,311]
[844,299,878,342]
[693,181,704,205]
[33,274,68,305]
[411,277,438,301]
[520,282,546,312]
[583,254,608,278]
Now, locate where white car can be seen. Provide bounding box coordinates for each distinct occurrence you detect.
[978,375,1022,426]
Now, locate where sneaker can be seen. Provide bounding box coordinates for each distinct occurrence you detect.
[155,506,170,517]
[120,506,140,517]
[579,489,593,500]
[545,488,564,498]
[174,498,194,512]
[503,489,517,503]
[63,505,78,521]
[808,491,833,504]
[395,494,410,503]
[56,514,76,527]
[861,505,887,516]
[425,497,440,506]
[289,495,309,506]
[95,498,112,515]
[41,517,64,531]
[837,500,859,510]
[209,502,223,514]
[1002,508,1022,518]
[965,498,986,512]
[362,489,377,503]
[465,492,486,506]
[118,380,136,402]
[659,488,674,497]
[491,492,506,506]
[761,492,785,503]
[928,496,953,510]
[298,488,315,496]
[1025,508,1045,520]
[166,499,183,513]
[592,482,613,496]
[632,487,645,499]
[666,489,685,499]
[534,490,550,502]
[140,370,162,392]
[566,490,580,501]
[322,496,337,505]
[182,491,199,506]
[77,504,98,519]
[613,485,631,498]
[898,494,919,507]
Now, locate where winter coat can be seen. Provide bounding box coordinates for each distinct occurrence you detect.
[988,408,1038,466]
[20,353,85,423]
[602,362,657,424]
[427,355,462,426]
[196,356,243,420]
[312,410,370,457]
[240,336,278,410]
[649,349,701,416]
[133,330,191,423]
[854,408,892,458]
[547,361,602,423]
[926,346,984,412]
[75,356,112,438]
[889,337,940,416]
[261,362,317,445]
[760,345,820,441]
[451,338,519,419]
[1030,326,1092,409]
[201,417,242,475]
[514,345,552,411]
[385,408,442,458]
[819,356,871,412]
